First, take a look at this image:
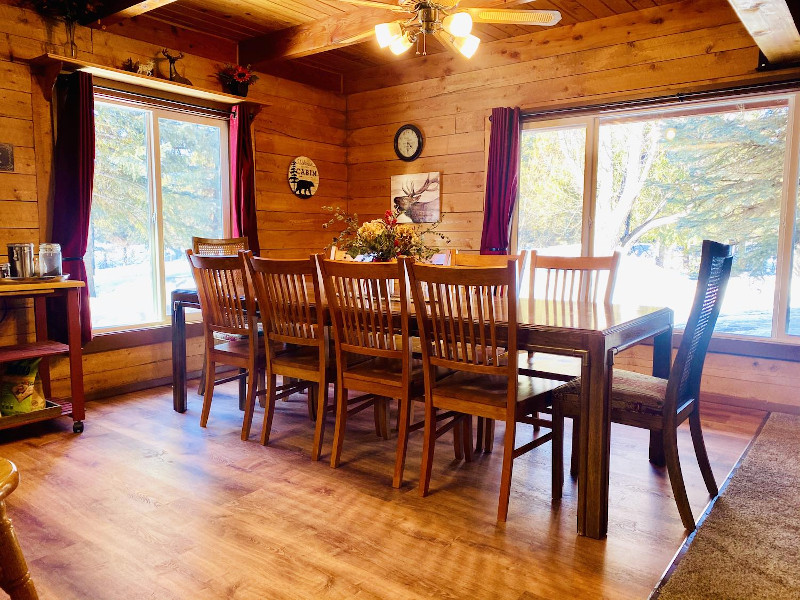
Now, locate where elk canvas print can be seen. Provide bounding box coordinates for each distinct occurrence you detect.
[391,172,440,223]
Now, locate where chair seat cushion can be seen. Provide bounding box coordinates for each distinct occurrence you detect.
[433,372,562,411]
[554,369,667,416]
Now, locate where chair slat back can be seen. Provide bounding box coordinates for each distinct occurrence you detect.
[529,251,621,303]
[318,259,407,360]
[192,236,249,256]
[406,259,517,376]
[187,250,255,336]
[665,240,734,414]
[246,253,322,348]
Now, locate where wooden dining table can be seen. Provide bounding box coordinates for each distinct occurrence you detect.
[171,287,672,539]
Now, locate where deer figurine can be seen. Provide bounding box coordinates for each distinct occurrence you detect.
[393,173,440,223]
[161,49,192,85]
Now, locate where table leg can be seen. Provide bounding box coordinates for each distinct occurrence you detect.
[577,337,612,539]
[649,327,673,465]
[172,298,188,413]
[66,288,85,428]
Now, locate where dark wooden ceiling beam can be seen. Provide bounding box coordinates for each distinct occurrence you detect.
[239,7,390,67]
[726,0,800,65]
[81,0,179,28]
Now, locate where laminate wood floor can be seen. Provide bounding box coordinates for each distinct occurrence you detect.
[0,383,765,600]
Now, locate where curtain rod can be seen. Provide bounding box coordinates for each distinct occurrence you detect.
[92,85,233,118]
[489,78,800,121]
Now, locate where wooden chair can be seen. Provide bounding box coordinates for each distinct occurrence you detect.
[554,240,734,530]
[187,250,263,441]
[527,251,621,303]
[405,258,565,521]
[318,257,456,488]
[0,458,38,600]
[245,253,331,459]
[516,251,622,443]
[451,250,528,451]
[192,236,251,398]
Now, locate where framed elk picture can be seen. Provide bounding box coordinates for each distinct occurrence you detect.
[390,172,440,223]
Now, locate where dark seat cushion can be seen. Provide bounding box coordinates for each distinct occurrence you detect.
[554,369,667,417]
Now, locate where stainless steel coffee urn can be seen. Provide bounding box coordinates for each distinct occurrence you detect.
[8,243,35,278]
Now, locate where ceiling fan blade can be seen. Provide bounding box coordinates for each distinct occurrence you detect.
[336,0,408,12]
[465,8,561,26]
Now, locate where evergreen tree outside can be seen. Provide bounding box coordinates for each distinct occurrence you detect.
[518,101,790,338]
[89,101,225,329]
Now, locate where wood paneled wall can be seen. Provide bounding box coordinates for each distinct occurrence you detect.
[343,0,800,412]
[0,0,345,400]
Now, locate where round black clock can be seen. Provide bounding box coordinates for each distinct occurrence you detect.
[394,124,423,162]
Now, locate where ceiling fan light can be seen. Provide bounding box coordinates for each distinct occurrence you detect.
[453,34,480,58]
[389,33,414,55]
[375,22,403,48]
[442,12,472,37]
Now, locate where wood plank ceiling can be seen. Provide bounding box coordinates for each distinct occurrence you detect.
[95,0,800,91]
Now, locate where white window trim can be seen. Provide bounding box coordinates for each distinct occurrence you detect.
[91,94,232,333]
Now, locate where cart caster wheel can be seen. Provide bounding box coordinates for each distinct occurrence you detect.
[73,421,84,434]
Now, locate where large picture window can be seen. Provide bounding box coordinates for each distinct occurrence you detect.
[516,93,800,341]
[90,96,230,331]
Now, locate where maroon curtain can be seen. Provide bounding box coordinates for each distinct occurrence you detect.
[479,107,521,255]
[229,105,260,255]
[48,72,94,346]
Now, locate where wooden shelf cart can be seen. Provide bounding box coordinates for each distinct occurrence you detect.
[0,281,85,434]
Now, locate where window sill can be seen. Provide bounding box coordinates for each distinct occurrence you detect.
[84,322,204,355]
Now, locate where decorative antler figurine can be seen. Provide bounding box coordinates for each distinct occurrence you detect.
[161,48,192,85]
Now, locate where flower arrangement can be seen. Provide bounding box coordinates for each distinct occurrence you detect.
[323,207,449,262]
[218,64,259,96]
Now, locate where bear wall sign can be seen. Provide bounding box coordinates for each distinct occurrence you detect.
[288,156,319,198]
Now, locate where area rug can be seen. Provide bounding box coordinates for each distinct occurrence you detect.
[653,412,800,600]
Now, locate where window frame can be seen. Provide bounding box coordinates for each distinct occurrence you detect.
[513,91,800,344]
[90,92,232,334]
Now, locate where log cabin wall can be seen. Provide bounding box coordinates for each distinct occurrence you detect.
[0,0,346,400]
[343,0,800,413]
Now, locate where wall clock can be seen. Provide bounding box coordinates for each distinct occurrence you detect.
[394,124,424,162]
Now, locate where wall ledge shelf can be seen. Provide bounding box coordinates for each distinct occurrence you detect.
[28,53,265,107]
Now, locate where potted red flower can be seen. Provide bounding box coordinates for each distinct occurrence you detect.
[218,64,259,97]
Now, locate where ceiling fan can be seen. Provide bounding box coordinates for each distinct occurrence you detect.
[335,0,561,58]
